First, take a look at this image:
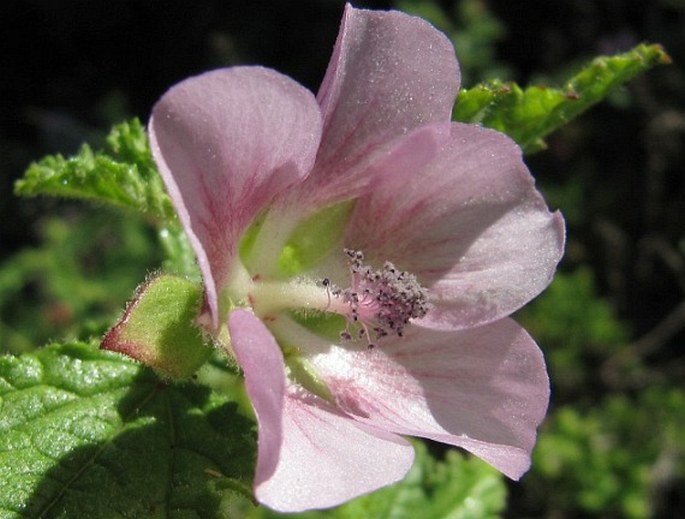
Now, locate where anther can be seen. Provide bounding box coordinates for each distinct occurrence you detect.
[321,277,331,308]
[337,248,431,343]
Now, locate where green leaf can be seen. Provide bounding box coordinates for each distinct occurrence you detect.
[452,79,512,125]
[454,43,671,153]
[0,342,256,518]
[247,442,505,519]
[14,119,175,221]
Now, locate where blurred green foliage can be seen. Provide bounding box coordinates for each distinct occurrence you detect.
[0,211,161,353]
[517,268,629,395]
[518,267,684,517]
[530,387,685,518]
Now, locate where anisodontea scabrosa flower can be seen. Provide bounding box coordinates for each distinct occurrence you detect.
[146,3,564,512]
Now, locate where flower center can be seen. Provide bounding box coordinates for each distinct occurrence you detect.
[242,249,429,348]
[328,249,430,345]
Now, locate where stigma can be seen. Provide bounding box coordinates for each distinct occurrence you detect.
[330,249,430,344]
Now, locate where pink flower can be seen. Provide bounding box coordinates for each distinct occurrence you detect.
[149,3,564,512]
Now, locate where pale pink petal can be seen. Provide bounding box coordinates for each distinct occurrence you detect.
[345,123,565,330]
[228,309,286,485]
[150,67,322,326]
[229,310,414,513]
[297,3,459,205]
[306,318,550,479]
[257,390,414,512]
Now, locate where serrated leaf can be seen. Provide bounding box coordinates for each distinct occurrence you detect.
[248,441,505,519]
[14,119,175,221]
[0,342,256,518]
[454,43,671,153]
[452,79,512,125]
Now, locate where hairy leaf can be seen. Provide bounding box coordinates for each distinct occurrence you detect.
[15,119,175,221]
[454,43,671,153]
[0,342,255,518]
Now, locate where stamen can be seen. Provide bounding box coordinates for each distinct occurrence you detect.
[332,249,430,345]
[321,277,332,308]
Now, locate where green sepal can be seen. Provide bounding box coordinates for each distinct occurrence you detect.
[15,118,175,220]
[102,273,213,379]
[0,341,256,517]
[454,43,671,153]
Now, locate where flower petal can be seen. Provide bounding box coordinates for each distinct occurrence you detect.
[300,3,459,205]
[150,67,322,326]
[229,310,414,512]
[306,318,550,479]
[258,390,414,512]
[228,309,286,485]
[346,122,565,329]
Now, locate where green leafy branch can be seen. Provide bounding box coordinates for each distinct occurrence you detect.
[15,119,175,221]
[455,43,671,153]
